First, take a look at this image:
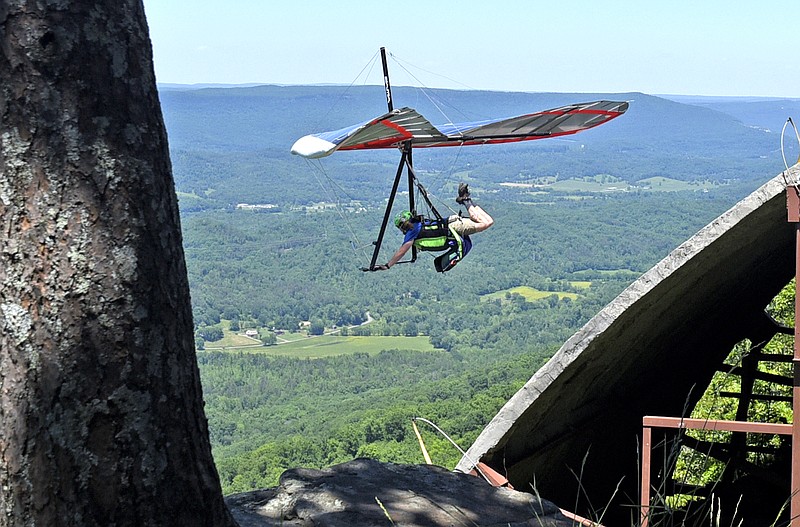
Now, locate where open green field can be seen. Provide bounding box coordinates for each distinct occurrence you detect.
[539,176,721,194]
[548,177,632,193]
[635,176,716,192]
[481,285,580,303]
[203,335,437,358]
[274,331,310,343]
[571,268,640,279]
[204,332,260,349]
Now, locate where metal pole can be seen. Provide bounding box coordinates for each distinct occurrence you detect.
[406,144,417,262]
[641,425,652,527]
[407,144,415,214]
[793,206,800,527]
[365,149,407,270]
[380,47,393,112]
[640,415,794,525]
[786,185,800,527]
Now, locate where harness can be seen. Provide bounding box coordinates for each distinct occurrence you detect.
[411,217,451,252]
[409,216,470,273]
[360,140,469,273]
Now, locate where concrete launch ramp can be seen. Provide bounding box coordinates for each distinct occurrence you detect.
[457,166,800,522]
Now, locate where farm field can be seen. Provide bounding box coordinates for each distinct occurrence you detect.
[481,285,581,303]
[202,334,437,358]
[542,176,720,193]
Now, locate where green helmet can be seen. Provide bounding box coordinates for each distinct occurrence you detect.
[394,210,413,229]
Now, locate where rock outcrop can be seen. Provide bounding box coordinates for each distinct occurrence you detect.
[226,458,573,526]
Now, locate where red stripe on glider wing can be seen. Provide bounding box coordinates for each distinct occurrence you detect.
[291,101,627,156]
[337,118,415,151]
[328,107,447,152]
[425,102,628,147]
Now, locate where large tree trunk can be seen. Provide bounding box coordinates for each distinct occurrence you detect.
[0,1,237,525]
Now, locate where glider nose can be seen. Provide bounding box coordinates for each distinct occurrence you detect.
[290,134,336,159]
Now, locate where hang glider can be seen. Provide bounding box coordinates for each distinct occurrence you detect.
[290,101,628,159]
[291,48,629,273]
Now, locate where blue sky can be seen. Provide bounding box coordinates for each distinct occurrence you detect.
[142,1,799,98]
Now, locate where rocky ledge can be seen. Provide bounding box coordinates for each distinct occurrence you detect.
[225,458,573,526]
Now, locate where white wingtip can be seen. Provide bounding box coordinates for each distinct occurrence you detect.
[290,135,337,159]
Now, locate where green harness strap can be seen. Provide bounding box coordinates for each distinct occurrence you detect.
[412,219,464,258]
[448,223,464,259]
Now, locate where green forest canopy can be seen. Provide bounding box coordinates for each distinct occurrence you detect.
[165,85,798,494]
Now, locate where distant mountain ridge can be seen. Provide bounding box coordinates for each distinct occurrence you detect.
[158,84,795,206]
[660,95,800,132]
[158,84,786,151]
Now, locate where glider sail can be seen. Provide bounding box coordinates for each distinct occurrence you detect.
[290,100,628,159]
[291,108,445,159]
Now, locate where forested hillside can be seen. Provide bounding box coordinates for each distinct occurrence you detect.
[161,84,799,494]
[160,86,792,208]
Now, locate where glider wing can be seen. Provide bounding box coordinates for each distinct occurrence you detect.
[290,107,447,159]
[433,100,629,146]
[291,100,628,159]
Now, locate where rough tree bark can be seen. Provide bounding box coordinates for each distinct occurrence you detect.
[0,1,237,525]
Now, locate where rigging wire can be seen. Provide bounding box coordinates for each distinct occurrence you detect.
[389,52,482,124]
[405,160,459,219]
[304,158,372,262]
[389,54,478,91]
[315,50,381,128]
[427,141,469,217]
[387,53,476,211]
[300,49,477,266]
[294,50,389,267]
[388,52,482,131]
[390,57,456,127]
